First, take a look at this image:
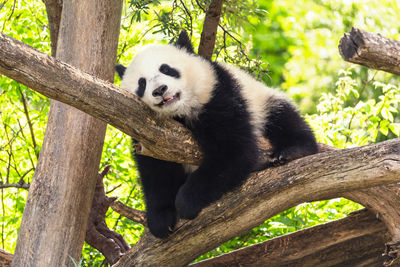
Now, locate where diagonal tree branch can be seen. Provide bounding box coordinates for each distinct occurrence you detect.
[113,138,400,266]
[0,33,201,165]
[191,209,390,267]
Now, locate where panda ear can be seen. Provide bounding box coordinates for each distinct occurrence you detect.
[115,64,127,79]
[175,30,194,54]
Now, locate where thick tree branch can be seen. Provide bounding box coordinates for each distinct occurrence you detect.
[192,209,390,267]
[114,139,400,266]
[86,166,130,264]
[339,27,400,75]
[0,33,201,165]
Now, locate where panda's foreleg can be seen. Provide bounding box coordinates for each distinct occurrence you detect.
[135,154,186,238]
[263,97,319,167]
[175,154,255,220]
[174,116,258,220]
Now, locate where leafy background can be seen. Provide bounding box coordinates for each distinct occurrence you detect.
[0,0,399,265]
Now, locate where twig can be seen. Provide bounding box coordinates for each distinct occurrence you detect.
[17,86,39,159]
[0,183,30,190]
[110,201,147,226]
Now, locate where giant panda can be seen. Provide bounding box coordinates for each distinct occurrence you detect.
[116,31,318,238]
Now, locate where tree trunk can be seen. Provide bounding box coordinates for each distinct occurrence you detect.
[11,1,122,266]
[198,0,225,59]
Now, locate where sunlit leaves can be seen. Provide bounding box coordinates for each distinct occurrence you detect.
[308,67,400,148]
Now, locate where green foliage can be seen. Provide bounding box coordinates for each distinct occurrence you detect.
[0,0,50,254]
[253,0,400,112]
[1,0,400,266]
[308,67,400,148]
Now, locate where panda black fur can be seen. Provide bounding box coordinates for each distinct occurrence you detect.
[116,31,318,238]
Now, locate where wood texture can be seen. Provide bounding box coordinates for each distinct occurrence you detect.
[42,0,62,56]
[114,139,400,266]
[0,33,201,165]
[339,27,400,75]
[344,185,400,266]
[198,0,225,59]
[0,249,13,267]
[86,166,130,264]
[111,201,147,226]
[11,1,122,266]
[191,209,389,267]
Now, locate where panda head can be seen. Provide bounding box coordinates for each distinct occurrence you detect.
[118,31,216,118]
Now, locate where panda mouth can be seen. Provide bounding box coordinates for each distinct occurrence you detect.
[156,92,181,107]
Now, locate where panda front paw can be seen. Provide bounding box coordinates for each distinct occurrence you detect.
[147,209,176,238]
[175,185,204,220]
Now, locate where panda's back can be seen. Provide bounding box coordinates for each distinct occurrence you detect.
[218,63,282,137]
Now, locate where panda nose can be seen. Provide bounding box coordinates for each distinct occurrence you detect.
[152,85,168,97]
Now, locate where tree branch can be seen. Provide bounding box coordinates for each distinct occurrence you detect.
[191,209,390,267]
[198,0,225,59]
[339,27,400,75]
[114,139,400,266]
[42,0,63,56]
[0,248,13,267]
[0,33,201,165]
[110,201,147,226]
[0,183,30,190]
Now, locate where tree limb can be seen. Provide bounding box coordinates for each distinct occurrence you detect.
[0,248,13,267]
[86,166,130,264]
[0,183,29,189]
[110,201,147,226]
[198,0,225,59]
[191,209,390,267]
[339,27,400,75]
[114,139,400,266]
[41,0,63,56]
[0,33,201,165]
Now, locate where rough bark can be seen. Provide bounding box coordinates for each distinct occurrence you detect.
[344,185,400,266]
[198,0,225,59]
[86,166,130,264]
[11,1,122,266]
[110,201,147,226]
[339,27,400,75]
[0,249,13,267]
[191,209,390,267]
[42,0,62,56]
[114,139,400,266]
[0,33,201,165]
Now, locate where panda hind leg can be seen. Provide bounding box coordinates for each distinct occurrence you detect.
[262,97,319,169]
[135,155,186,238]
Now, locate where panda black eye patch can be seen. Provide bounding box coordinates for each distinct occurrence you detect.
[159,64,180,78]
[137,78,146,97]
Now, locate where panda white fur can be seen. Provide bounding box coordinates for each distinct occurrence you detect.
[116,31,318,238]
